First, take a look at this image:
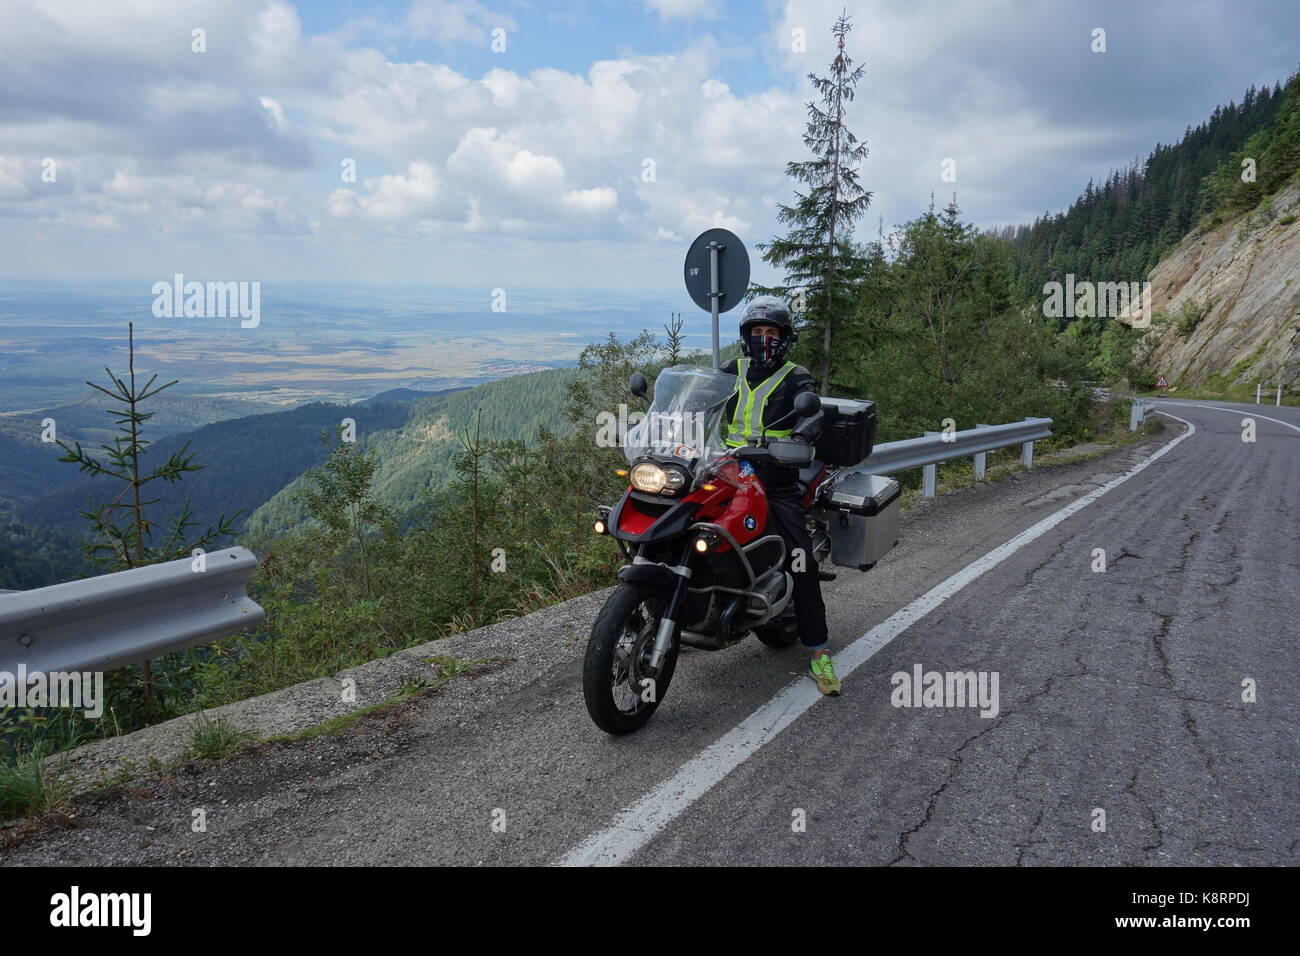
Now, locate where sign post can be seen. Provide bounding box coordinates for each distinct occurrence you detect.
[709,240,720,367]
[684,229,750,370]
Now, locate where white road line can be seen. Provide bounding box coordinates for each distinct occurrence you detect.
[1154,401,1300,435]
[558,411,1198,867]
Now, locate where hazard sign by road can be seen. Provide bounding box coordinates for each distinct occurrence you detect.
[1156,375,1169,388]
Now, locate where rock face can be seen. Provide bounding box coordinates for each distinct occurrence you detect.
[1126,181,1300,389]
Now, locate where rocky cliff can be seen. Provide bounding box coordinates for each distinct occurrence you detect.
[1124,179,1300,390]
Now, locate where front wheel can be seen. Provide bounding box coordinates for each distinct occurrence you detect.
[583,584,679,735]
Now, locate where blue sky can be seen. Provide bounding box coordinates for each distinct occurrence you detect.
[293,0,776,92]
[0,0,1296,291]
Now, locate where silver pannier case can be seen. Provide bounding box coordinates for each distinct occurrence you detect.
[818,471,901,570]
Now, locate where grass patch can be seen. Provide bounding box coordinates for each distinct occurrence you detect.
[0,742,76,825]
[184,713,254,761]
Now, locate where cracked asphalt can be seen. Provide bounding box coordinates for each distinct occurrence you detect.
[4,399,1296,866]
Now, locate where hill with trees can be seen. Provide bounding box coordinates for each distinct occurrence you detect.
[995,72,1297,302]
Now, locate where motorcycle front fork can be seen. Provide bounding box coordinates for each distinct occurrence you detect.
[645,541,693,674]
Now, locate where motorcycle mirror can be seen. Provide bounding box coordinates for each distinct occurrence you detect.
[628,372,648,399]
[794,391,821,417]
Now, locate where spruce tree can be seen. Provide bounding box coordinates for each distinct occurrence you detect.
[55,323,239,718]
[755,11,872,394]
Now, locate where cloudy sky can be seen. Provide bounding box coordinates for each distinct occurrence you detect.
[0,0,1296,291]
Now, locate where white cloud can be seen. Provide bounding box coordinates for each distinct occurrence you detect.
[3,0,1294,286]
[0,0,799,276]
[562,186,618,216]
[327,161,453,223]
[0,155,34,200]
[407,0,517,45]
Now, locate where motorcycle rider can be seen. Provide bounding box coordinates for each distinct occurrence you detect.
[721,296,841,695]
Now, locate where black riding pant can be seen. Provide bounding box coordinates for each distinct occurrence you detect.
[763,485,830,649]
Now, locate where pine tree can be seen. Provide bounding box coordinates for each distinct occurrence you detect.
[55,323,240,717]
[663,312,686,364]
[755,11,872,394]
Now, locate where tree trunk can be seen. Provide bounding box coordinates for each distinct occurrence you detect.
[821,41,846,396]
[126,323,154,714]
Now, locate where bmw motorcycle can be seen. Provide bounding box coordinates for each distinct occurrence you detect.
[583,364,897,734]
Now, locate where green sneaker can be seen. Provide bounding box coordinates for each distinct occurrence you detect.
[810,653,841,695]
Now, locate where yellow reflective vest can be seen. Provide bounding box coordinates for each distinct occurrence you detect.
[723,359,798,447]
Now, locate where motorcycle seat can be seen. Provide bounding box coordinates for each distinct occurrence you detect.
[797,461,825,485]
[797,460,831,509]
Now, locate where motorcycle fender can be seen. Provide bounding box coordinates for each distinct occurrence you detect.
[617,563,677,590]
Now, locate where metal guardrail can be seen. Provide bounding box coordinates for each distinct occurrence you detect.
[0,547,265,674]
[847,417,1054,497]
[1051,381,1112,401]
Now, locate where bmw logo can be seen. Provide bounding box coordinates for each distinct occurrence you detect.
[744,515,757,531]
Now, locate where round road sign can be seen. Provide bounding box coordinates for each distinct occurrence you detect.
[683,228,750,314]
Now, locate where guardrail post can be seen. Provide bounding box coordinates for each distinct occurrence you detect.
[1256,382,1261,404]
[1129,400,1143,432]
[851,416,1053,483]
[973,424,989,480]
[1021,419,1035,468]
[922,431,938,496]
[1277,385,1282,407]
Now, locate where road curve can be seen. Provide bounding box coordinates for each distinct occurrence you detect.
[4,399,1296,866]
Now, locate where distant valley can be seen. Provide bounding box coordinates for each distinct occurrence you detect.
[0,280,699,587]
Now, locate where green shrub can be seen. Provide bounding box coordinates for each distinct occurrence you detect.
[1175,297,1215,338]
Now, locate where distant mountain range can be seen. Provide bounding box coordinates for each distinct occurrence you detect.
[0,366,582,587]
[356,386,469,405]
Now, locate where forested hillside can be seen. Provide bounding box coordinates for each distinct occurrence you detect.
[996,73,1297,301]
[0,365,585,587]
[0,512,88,589]
[1123,69,1300,392]
[245,366,582,534]
[19,401,410,544]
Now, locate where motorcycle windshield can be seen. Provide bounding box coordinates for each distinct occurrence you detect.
[624,364,736,467]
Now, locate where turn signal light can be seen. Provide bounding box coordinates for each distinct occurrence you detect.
[593,520,606,535]
[615,469,628,478]
[702,483,717,492]
[693,537,710,553]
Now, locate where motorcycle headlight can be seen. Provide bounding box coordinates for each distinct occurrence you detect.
[629,462,689,495]
[629,462,667,493]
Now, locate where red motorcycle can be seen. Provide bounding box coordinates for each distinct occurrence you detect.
[584,364,897,734]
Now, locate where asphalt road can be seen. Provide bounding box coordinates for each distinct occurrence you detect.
[5,399,1296,866]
